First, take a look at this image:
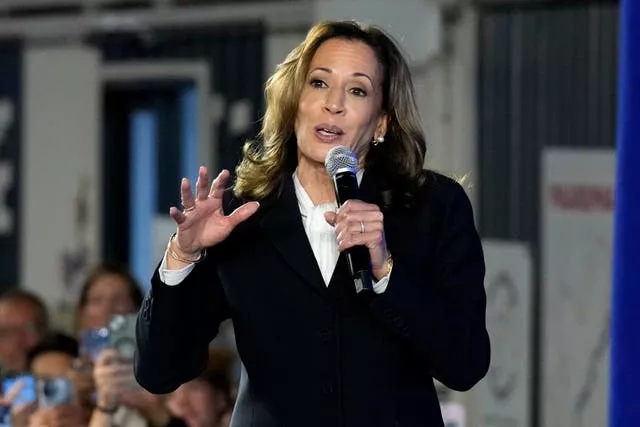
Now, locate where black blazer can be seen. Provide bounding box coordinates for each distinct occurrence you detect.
[134,170,490,427]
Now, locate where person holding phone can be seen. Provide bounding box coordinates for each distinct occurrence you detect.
[8,334,86,427]
[135,20,490,427]
[72,263,183,427]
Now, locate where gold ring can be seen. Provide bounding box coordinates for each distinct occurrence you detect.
[360,221,365,233]
[183,205,195,213]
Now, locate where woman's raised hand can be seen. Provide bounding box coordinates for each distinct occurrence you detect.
[169,167,260,258]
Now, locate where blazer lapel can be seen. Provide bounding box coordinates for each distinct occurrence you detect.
[260,176,328,297]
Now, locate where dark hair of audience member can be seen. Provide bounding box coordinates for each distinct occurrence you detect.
[26,333,79,368]
[0,289,49,334]
[73,262,144,332]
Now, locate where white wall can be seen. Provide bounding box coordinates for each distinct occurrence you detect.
[21,44,101,330]
[415,6,479,210]
[265,32,306,80]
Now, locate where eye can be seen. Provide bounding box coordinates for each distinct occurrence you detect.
[350,87,367,97]
[310,79,327,88]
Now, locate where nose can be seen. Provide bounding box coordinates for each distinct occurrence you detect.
[323,88,344,114]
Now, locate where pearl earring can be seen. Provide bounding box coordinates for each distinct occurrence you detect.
[372,135,385,146]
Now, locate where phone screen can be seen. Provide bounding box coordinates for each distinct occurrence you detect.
[79,327,109,362]
[2,374,36,407]
[108,314,137,361]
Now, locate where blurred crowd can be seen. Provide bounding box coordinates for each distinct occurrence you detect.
[0,263,236,427]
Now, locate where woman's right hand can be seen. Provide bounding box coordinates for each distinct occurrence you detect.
[169,167,260,257]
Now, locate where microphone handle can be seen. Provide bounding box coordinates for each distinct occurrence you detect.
[332,171,374,294]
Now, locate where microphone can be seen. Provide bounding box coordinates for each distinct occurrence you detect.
[325,146,373,294]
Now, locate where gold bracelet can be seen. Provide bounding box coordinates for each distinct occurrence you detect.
[167,233,207,264]
[384,252,394,276]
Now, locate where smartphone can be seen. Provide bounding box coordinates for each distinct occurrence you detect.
[108,314,142,390]
[79,327,110,363]
[107,314,137,361]
[37,377,73,408]
[2,374,36,407]
[0,405,10,427]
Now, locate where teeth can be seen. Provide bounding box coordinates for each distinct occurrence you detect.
[319,129,338,135]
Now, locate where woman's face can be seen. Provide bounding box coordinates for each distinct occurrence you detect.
[167,379,229,427]
[294,38,387,168]
[79,274,136,330]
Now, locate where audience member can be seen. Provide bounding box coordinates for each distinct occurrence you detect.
[73,263,179,427]
[0,290,50,373]
[24,334,86,427]
[167,348,235,427]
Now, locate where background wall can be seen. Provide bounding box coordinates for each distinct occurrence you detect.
[21,45,102,328]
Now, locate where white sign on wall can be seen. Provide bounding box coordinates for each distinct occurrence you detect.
[541,148,614,427]
[467,240,532,427]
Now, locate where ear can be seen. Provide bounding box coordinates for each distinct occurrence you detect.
[375,113,388,139]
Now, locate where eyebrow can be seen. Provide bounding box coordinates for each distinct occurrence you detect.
[310,67,374,86]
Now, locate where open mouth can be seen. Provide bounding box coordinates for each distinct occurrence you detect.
[315,124,344,140]
[317,128,341,136]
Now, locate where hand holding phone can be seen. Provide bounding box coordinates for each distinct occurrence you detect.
[37,377,74,408]
[93,349,138,408]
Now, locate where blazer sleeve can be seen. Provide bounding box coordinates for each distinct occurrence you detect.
[134,247,231,394]
[368,181,490,392]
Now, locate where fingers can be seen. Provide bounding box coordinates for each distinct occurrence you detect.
[169,206,187,225]
[334,214,384,238]
[180,177,196,210]
[338,199,380,213]
[195,166,210,201]
[333,201,384,238]
[96,363,133,379]
[170,169,230,226]
[2,379,24,404]
[328,200,387,266]
[337,230,385,251]
[324,211,337,226]
[208,169,231,199]
[95,349,119,367]
[226,201,260,228]
[327,200,382,230]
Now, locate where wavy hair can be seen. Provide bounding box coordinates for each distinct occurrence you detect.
[234,20,427,208]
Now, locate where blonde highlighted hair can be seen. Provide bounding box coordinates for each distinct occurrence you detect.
[235,20,427,208]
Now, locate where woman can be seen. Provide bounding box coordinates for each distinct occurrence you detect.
[135,20,490,427]
[74,263,144,333]
[73,264,179,427]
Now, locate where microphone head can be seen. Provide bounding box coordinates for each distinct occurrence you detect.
[325,145,358,178]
